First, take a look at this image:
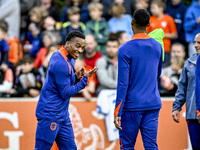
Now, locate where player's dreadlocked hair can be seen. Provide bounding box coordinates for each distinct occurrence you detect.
[65,31,85,42]
[132,9,150,27]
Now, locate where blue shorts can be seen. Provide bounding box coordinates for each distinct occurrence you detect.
[187,119,200,150]
[34,118,77,150]
[119,109,160,150]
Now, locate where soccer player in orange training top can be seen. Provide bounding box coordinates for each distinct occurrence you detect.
[114,9,163,149]
[34,31,98,150]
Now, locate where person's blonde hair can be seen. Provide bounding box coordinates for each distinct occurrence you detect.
[171,56,185,69]
[151,0,166,11]
[29,6,48,21]
[109,2,125,17]
[135,0,149,3]
[67,6,80,16]
[88,2,103,11]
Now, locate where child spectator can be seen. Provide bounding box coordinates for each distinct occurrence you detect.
[166,0,187,45]
[61,0,90,23]
[34,30,61,69]
[0,20,9,72]
[96,33,119,95]
[108,2,133,40]
[41,16,56,32]
[116,31,129,46]
[61,6,86,44]
[184,0,200,57]
[147,0,177,64]
[160,56,185,96]
[39,44,58,78]
[0,20,23,82]
[8,55,42,97]
[0,67,13,95]
[84,2,109,54]
[75,53,96,101]
[25,6,48,57]
[101,0,136,21]
[40,0,60,21]
[135,0,149,10]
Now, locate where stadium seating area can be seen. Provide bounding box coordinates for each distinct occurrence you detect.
[0,0,199,99]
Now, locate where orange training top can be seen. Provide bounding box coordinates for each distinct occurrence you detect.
[147,14,177,52]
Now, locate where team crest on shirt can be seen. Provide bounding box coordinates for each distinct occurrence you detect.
[50,122,57,131]
[161,21,167,28]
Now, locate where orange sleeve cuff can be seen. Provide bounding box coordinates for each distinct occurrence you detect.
[196,109,200,117]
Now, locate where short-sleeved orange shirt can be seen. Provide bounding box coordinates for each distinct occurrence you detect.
[147,14,177,52]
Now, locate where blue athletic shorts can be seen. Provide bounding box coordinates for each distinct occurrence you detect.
[119,109,160,150]
[34,118,77,150]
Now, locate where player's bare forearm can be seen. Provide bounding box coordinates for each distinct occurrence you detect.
[164,33,178,39]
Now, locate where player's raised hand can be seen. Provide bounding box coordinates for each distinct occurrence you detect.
[114,116,122,130]
[75,67,85,79]
[172,110,180,123]
[84,66,99,78]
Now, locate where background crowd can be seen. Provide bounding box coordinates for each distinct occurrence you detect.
[0,0,199,100]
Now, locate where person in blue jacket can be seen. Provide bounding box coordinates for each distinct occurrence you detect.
[184,0,200,57]
[166,0,187,44]
[173,33,200,150]
[194,33,200,149]
[114,9,163,149]
[34,31,98,150]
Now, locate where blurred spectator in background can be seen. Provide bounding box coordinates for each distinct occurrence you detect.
[96,33,119,95]
[166,0,187,47]
[0,65,13,95]
[101,0,136,21]
[172,33,200,150]
[161,42,186,85]
[0,0,20,38]
[135,0,149,10]
[84,34,102,68]
[61,6,86,44]
[39,44,57,79]
[171,42,186,59]
[75,53,96,101]
[8,55,42,97]
[84,2,109,55]
[20,0,40,41]
[147,0,177,65]
[116,31,129,46]
[160,56,185,96]
[34,30,61,69]
[40,0,60,21]
[0,20,23,83]
[184,0,200,57]
[108,2,133,39]
[163,42,186,68]
[41,16,56,32]
[0,20,9,73]
[26,6,48,57]
[61,0,90,23]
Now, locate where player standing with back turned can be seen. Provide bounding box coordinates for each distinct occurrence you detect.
[34,31,98,150]
[114,9,163,149]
